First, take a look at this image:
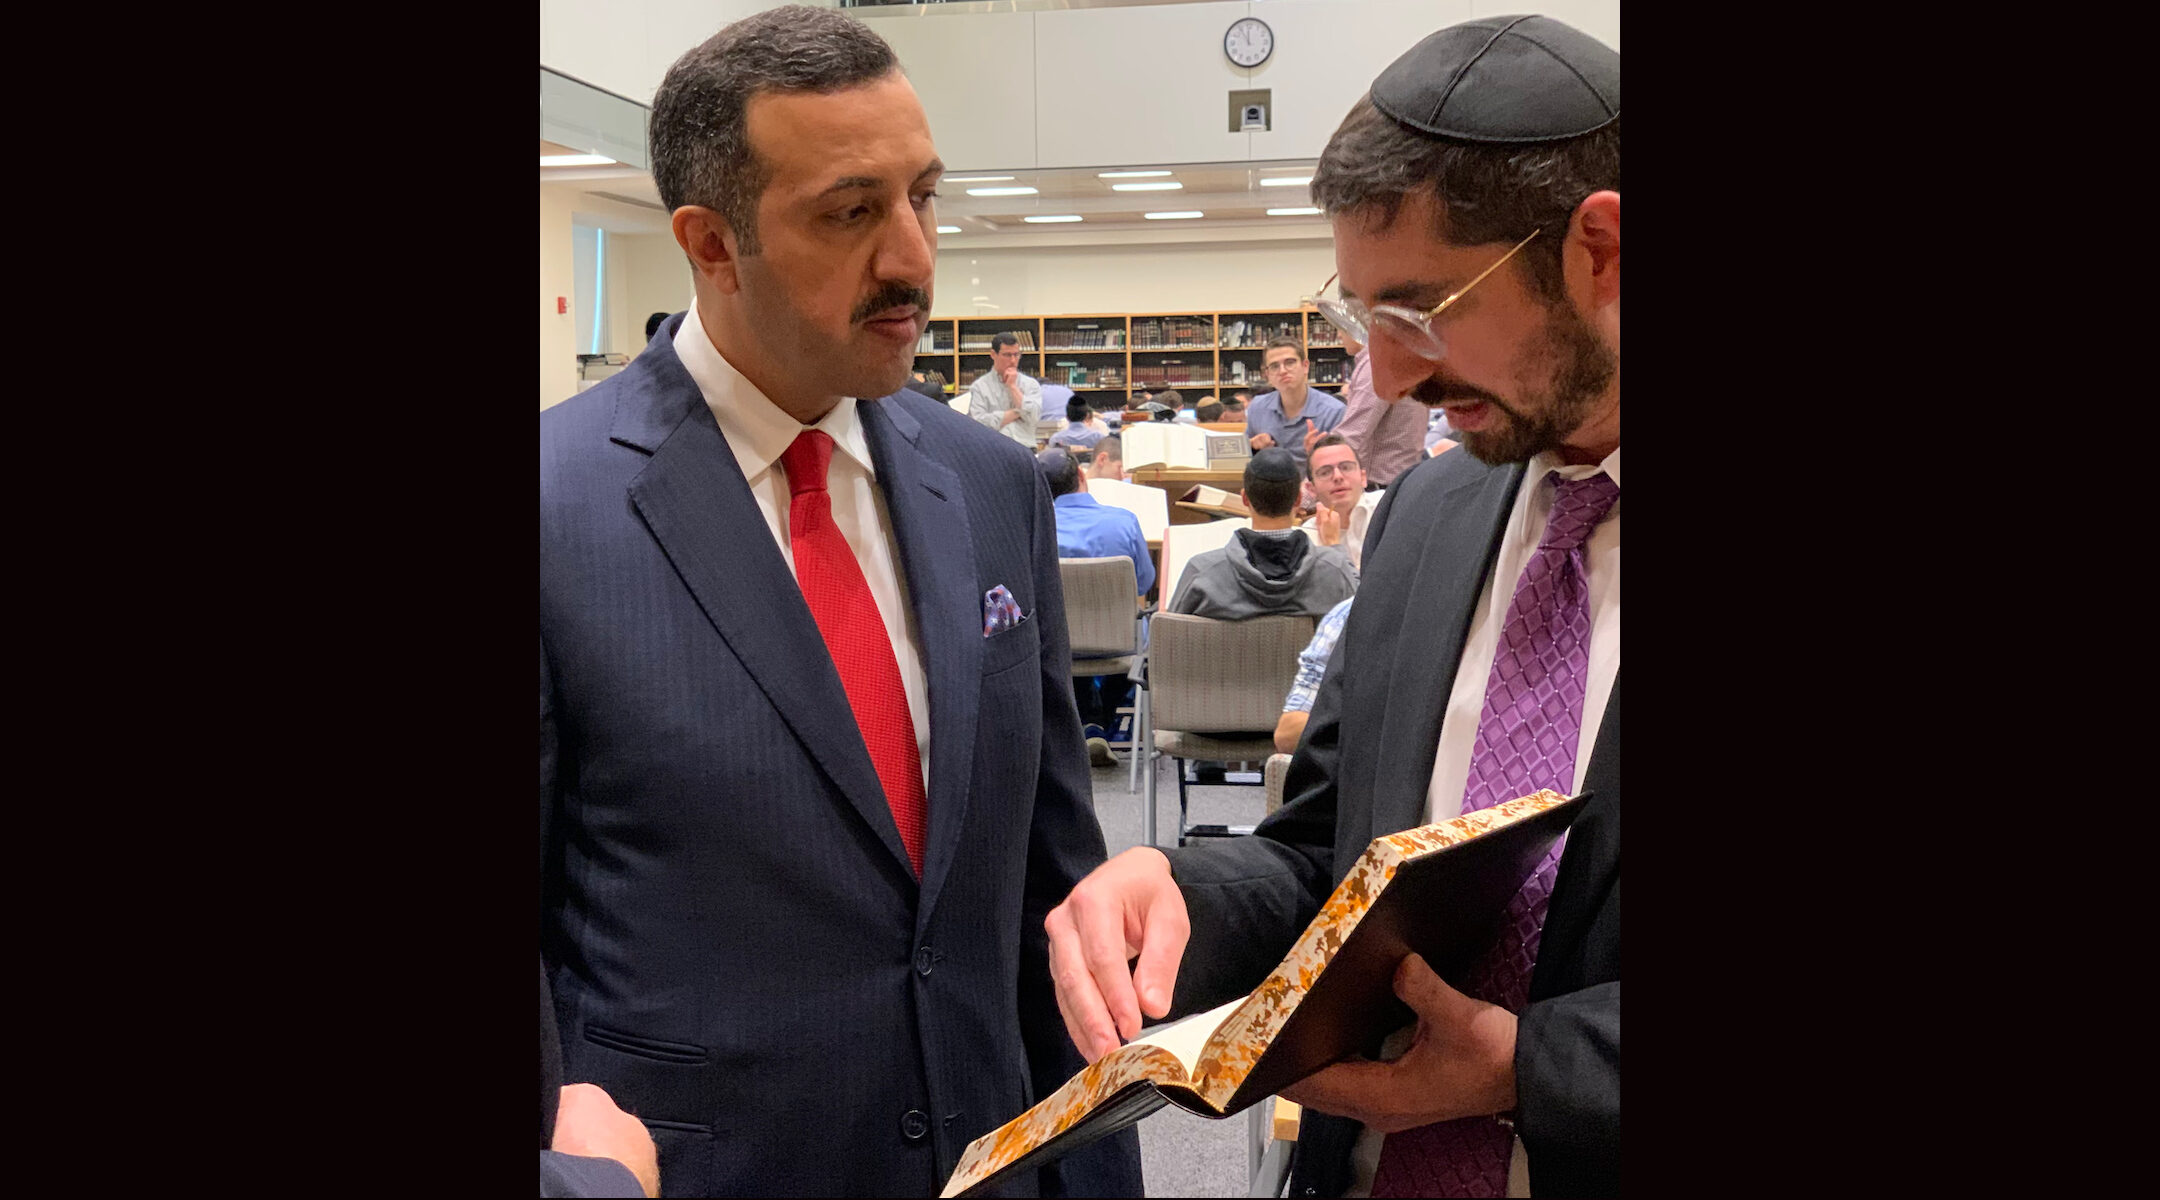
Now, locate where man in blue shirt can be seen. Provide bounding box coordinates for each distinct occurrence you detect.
[1243,336,1346,473]
[1047,398,1110,453]
[1037,449,1154,765]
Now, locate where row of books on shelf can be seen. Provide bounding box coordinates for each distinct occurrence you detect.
[1047,364,1125,387]
[1043,324,1125,350]
[1129,317,1214,350]
[1217,318,1303,348]
[957,330,1038,352]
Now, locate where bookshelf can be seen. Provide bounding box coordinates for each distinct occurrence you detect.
[912,309,1347,404]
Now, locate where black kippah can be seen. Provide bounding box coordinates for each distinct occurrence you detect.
[1246,448,1301,484]
[1370,14,1618,145]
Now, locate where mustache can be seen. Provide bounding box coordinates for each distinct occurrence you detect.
[852,282,931,324]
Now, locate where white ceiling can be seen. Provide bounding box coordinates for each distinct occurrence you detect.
[541,143,1331,243]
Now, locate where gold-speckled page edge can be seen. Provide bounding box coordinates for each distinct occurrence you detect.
[940,1044,1191,1198]
[1187,789,1570,1108]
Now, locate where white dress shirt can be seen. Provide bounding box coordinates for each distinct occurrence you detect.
[674,299,933,794]
[1346,445,1620,1198]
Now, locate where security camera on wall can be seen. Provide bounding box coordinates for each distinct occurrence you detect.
[1240,104,1267,132]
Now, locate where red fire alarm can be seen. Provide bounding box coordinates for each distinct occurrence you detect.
[557,297,568,314]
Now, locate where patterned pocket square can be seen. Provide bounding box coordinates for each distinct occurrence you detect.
[982,585,1024,636]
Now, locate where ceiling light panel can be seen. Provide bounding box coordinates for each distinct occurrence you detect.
[541,154,615,167]
[1267,207,1323,216]
[936,226,962,233]
[1144,211,1204,220]
[1023,215,1083,223]
[1259,176,1312,187]
[1111,182,1183,192]
[966,186,1038,196]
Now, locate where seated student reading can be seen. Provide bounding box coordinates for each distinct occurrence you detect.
[1166,449,1356,621]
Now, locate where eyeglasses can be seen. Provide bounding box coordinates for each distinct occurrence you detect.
[1303,228,1540,362]
[1262,358,1303,375]
[1312,462,1362,481]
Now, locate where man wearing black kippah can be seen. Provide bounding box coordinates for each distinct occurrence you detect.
[1044,14,1620,1197]
[1165,448,1357,621]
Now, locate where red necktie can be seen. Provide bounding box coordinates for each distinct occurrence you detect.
[779,430,927,876]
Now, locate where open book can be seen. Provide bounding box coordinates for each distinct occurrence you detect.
[1120,421,1210,470]
[1175,484,1250,519]
[940,788,1585,1197]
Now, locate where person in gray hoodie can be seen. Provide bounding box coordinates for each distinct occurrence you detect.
[1167,448,1358,620]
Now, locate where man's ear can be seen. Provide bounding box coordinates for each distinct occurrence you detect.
[672,207,743,296]
[1569,191,1619,309]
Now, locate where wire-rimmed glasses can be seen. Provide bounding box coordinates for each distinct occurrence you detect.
[1302,228,1541,362]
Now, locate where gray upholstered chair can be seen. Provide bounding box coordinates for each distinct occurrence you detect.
[1056,557,1149,789]
[1142,612,1315,846]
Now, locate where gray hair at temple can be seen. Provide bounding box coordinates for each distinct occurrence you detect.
[1310,101,1618,304]
[649,6,899,257]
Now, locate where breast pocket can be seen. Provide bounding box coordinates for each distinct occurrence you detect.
[981,610,1038,676]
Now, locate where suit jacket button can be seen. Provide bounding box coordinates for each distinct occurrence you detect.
[915,946,935,977]
[902,1109,931,1141]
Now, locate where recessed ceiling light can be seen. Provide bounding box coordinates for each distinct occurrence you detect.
[1266,207,1323,216]
[1023,215,1083,223]
[936,225,962,233]
[1144,211,1204,220]
[1112,182,1183,192]
[967,186,1038,196]
[946,175,1015,183]
[1098,170,1172,179]
[1259,176,1312,187]
[541,154,615,167]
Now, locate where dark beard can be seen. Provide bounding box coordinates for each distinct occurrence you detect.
[1434,303,1616,466]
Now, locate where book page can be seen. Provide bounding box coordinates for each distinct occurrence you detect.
[1086,477,1170,541]
[1123,422,1209,470]
[1128,996,1248,1075]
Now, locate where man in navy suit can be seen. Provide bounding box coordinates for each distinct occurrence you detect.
[540,8,1141,1196]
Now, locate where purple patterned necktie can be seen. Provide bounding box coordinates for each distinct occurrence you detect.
[1370,471,1619,1199]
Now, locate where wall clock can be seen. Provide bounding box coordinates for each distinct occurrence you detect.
[1225,17,1274,68]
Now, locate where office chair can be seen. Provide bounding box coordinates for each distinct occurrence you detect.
[1141,612,1314,847]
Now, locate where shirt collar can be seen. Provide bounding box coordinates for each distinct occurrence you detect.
[673,295,875,484]
[1054,492,1100,509]
[1525,444,1620,492]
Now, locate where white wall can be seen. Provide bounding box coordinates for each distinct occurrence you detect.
[616,232,697,350]
[932,238,1337,318]
[541,187,579,409]
[542,1,1617,162]
[540,0,821,102]
[871,0,1617,171]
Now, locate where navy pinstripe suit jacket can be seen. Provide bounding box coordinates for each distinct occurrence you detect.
[541,314,1142,1197]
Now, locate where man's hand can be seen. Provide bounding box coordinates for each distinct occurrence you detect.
[1278,954,1517,1134]
[1250,432,1276,451]
[552,1083,661,1197]
[1303,423,1324,458]
[1000,407,1022,426]
[1043,846,1191,1061]
[1313,504,1345,547]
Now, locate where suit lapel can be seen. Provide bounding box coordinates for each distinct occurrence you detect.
[859,396,979,920]
[1368,460,1527,839]
[1535,672,1620,984]
[616,334,917,881]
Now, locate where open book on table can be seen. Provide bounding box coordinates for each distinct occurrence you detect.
[939,788,1587,1197]
[1175,484,1250,519]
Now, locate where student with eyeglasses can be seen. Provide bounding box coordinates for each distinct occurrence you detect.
[1241,336,1345,473]
[1298,433,1383,575]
